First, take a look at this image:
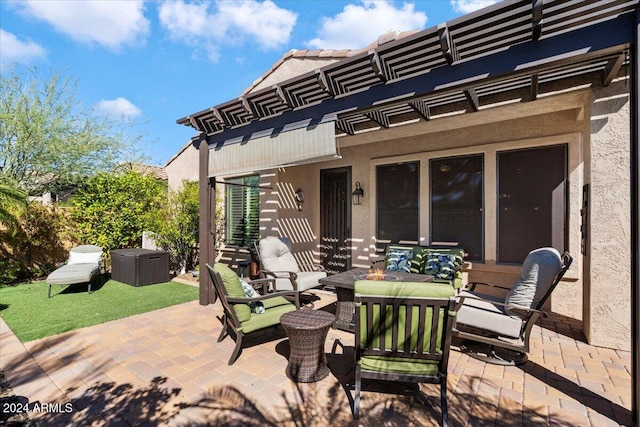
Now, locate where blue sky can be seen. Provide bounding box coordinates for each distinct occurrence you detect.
[0,0,497,166]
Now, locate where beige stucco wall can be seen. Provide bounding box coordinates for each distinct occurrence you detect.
[584,78,632,350]
[165,142,199,190]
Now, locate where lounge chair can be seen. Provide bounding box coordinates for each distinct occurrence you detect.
[453,247,573,365]
[46,245,103,298]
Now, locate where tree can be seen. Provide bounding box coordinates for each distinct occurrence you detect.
[0,66,144,195]
[0,178,27,226]
[151,180,199,275]
[71,171,165,253]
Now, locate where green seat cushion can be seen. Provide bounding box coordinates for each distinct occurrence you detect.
[359,356,440,376]
[240,302,296,334]
[214,263,251,322]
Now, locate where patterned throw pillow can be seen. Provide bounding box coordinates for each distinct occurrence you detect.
[385,249,414,273]
[241,279,265,314]
[425,252,463,281]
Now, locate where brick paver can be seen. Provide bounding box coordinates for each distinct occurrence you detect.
[0,290,633,426]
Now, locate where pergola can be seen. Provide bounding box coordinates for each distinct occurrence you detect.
[177,0,639,422]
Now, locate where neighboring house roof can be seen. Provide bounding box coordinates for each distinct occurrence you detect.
[115,162,168,181]
[242,30,419,96]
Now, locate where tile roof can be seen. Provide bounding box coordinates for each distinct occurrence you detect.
[242,30,420,95]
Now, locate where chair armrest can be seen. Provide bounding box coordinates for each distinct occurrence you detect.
[258,270,299,291]
[465,281,512,292]
[227,289,300,309]
[246,278,276,294]
[298,263,326,272]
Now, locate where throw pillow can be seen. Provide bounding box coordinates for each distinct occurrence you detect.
[424,252,462,281]
[385,248,414,273]
[241,279,265,314]
[68,250,102,265]
[213,263,251,322]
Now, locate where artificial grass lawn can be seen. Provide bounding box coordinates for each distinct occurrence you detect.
[0,279,199,342]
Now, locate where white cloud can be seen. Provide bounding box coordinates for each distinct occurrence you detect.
[306,0,427,50]
[450,0,499,14]
[0,29,47,65]
[159,0,297,62]
[14,0,149,51]
[96,97,142,120]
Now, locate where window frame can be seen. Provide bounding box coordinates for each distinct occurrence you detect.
[495,144,568,264]
[224,174,260,248]
[375,161,421,245]
[429,154,485,262]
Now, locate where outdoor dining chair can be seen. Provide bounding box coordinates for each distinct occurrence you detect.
[206,263,299,365]
[453,247,573,365]
[353,280,457,425]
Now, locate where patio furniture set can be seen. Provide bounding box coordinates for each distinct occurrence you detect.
[207,236,573,424]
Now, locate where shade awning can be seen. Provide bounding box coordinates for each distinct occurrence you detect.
[208,121,338,177]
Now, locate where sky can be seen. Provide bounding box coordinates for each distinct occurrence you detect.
[0,0,498,166]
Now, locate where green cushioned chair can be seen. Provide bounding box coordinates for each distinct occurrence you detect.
[206,263,300,365]
[353,280,456,425]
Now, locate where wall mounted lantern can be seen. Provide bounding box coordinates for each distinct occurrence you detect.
[352,182,364,205]
[295,189,304,211]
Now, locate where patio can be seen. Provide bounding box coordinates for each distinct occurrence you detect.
[0,289,633,426]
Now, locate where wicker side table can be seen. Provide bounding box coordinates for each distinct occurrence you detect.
[280,310,335,383]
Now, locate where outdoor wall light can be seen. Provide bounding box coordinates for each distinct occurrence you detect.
[352,182,364,205]
[295,189,304,211]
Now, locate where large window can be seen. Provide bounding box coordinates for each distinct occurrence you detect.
[225,175,260,247]
[497,145,567,263]
[430,155,484,261]
[376,162,419,243]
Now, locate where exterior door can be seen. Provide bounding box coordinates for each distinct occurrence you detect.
[320,167,351,274]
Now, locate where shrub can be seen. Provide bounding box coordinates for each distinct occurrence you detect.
[71,171,165,256]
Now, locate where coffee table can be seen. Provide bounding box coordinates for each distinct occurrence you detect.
[280,310,335,383]
[319,267,434,332]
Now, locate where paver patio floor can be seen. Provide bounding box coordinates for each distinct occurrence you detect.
[0,290,633,426]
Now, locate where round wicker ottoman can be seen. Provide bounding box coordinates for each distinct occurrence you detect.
[280,310,335,383]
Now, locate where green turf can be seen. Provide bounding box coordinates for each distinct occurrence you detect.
[0,279,199,342]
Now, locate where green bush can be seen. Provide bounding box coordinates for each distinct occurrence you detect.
[71,170,165,255]
[150,180,199,274]
[0,203,73,285]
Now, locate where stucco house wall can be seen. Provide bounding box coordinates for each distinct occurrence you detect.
[165,142,199,190]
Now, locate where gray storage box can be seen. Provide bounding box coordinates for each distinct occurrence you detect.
[111,249,170,286]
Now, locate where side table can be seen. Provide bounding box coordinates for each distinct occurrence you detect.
[280,310,335,383]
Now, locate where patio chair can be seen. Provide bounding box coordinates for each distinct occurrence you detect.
[46,245,103,298]
[453,248,573,365]
[353,280,457,425]
[254,236,327,293]
[206,263,300,365]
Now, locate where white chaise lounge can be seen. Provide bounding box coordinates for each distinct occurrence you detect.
[46,245,103,298]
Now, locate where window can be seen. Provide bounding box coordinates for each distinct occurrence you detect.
[225,175,260,247]
[376,162,419,243]
[430,155,484,261]
[497,145,567,263]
